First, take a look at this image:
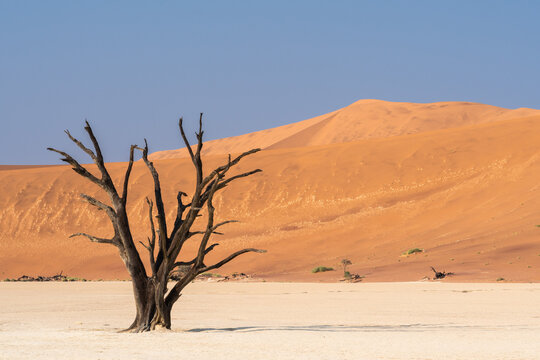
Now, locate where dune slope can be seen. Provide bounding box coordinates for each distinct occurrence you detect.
[1,100,540,282]
[150,99,540,159]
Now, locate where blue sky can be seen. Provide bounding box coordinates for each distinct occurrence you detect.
[1,1,539,164]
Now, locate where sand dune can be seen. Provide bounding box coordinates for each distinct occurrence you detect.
[0,165,60,171]
[1,100,540,281]
[150,99,540,159]
[149,109,339,160]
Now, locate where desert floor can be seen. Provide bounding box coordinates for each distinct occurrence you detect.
[1,282,539,359]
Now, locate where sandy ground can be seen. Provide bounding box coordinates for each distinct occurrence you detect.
[1,282,539,359]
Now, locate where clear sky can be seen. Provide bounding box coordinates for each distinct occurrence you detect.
[1,1,539,164]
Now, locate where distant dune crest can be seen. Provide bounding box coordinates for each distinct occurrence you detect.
[149,99,540,160]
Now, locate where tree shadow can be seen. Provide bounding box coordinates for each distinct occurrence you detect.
[186,323,477,333]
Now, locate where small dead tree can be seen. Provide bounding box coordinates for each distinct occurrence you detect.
[430,266,454,280]
[48,115,265,332]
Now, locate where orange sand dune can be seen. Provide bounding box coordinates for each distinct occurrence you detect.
[0,165,61,171]
[149,109,339,160]
[150,99,540,159]
[1,100,540,282]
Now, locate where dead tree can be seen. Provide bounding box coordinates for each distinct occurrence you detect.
[430,266,454,280]
[48,115,265,332]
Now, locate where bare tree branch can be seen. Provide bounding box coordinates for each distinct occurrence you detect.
[47,147,102,185]
[219,169,262,189]
[64,130,97,162]
[213,220,239,228]
[83,120,106,168]
[164,116,210,264]
[170,191,189,239]
[199,248,267,274]
[70,232,117,246]
[78,193,121,229]
[192,114,204,201]
[144,197,156,275]
[49,121,121,199]
[83,122,120,197]
[201,148,261,189]
[192,220,239,236]
[200,169,262,205]
[136,140,168,257]
[195,113,204,158]
[188,230,224,236]
[178,117,195,162]
[80,193,113,213]
[122,145,137,204]
[193,173,221,267]
[171,243,220,267]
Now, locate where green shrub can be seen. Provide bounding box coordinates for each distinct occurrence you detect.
[496,277,505,281]
[199,272,223,278]
[311,266,334,273]
[404,248,423,255]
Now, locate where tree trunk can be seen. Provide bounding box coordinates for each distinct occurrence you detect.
[151,301,172,330]
[123,277,175,332]
[149,273,172,330]
[122,277,153,332]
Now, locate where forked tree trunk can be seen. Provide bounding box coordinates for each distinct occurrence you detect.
[126,275,189,332]
[125,279,163,332]
[48,115,265,332]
